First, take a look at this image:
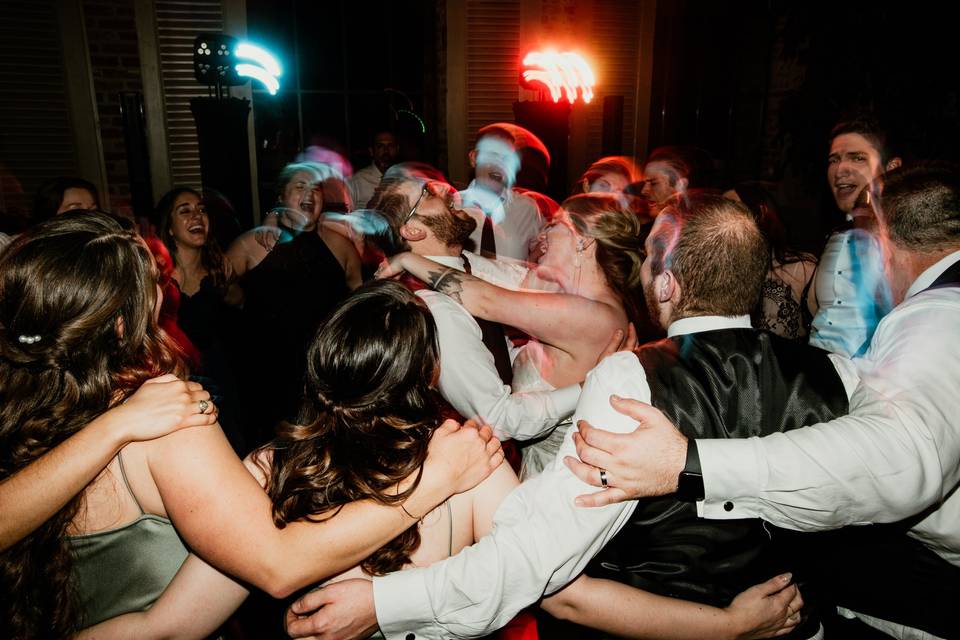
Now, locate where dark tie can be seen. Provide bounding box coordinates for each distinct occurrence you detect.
[462,253,513,385]
[480,214,497,260]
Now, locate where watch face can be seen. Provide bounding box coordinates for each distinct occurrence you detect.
[677,471,705,502]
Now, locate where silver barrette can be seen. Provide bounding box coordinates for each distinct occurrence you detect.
[18,334,41,345]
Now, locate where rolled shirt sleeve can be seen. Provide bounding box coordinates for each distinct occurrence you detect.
[421,290,579,440]
[373,352,650,639]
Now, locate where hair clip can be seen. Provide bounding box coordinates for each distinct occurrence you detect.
[18,334,41,345]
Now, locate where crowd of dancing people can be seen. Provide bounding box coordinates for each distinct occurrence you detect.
[1,115,959,640]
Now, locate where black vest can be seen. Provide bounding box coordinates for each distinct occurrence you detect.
[587,328,849,608]
[926,256,960,291]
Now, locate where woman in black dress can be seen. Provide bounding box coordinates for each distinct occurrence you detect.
[157,187,247,452]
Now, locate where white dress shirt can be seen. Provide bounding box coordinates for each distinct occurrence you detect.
[420,253,579,441]
[808,229,893,357]
[699,250,960,567]
[372,314,833,639]
[348,164,383,211]
[460,182,544,261]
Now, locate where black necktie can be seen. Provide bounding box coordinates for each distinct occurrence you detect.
[462,253,513,385]
[480,215,497,260]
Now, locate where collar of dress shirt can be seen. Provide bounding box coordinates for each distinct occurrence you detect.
[667,315,752,338]
[466,179,511,204]
[426,254,465,272]
[905,249,960,299]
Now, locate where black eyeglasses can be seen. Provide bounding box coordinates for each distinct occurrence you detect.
[403,187,429,225]
[402,184,463,225]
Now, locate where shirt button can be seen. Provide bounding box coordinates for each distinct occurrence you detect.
[724,501,734,512]
[837,270,843,274]
[406,634,416,640]
[837,300,842,304]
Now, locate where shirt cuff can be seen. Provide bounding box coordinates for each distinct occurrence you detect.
[373,569,440,640]
[550,384,581,416]
[697,437,766,520]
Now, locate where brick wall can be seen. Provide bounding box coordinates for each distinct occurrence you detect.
[82,0,144,216]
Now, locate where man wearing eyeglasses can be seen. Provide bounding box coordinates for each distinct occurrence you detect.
[372,176,585,446]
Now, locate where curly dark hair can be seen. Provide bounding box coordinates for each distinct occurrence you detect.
[258,280,444,576]
[0,211,185,637]
[156,187,229,292]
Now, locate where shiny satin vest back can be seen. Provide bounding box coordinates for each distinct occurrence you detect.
[587,329,849,607]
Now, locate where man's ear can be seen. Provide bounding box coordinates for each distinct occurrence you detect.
[468,149,478,169]
[885,156,902,172]
[399,224,426,242]
[658,270,677,303]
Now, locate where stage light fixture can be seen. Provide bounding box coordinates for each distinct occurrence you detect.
[521,50,596,104]
[193,33,282,96]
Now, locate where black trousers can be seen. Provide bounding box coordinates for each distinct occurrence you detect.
[785,524,960,639]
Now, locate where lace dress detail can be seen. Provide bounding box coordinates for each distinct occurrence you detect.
[753,273,805,339]
[753,259,817,341]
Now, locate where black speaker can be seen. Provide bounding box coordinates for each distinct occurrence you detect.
[602,95,624,156]
[119,92,153,218]
[190,96,254,230]
[513,100,572,202]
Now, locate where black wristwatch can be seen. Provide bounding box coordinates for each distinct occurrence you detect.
[676,439,705,502]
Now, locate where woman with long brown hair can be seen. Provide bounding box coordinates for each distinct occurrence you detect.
[0,211,501,637]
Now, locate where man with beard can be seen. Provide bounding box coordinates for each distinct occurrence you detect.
[283,194,825,640]
[372,177,584,443]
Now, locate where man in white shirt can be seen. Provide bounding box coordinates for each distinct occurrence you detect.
[568,163,960,639]
[348,130,400,210]
[460,124,545,261]
[371,175,582,442]
[808,116,901,356]
[284,195,817,640]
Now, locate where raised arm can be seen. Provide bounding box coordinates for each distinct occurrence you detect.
[378,252,620,358]
[321,226,362,289]
[146,419,503,598]
[541,573,801,640]
[0,375,215,552]
[423,291,580,441]
[225,228,274,278]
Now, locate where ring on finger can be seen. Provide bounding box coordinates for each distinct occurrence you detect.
[198,399,210,414]
[599,468,608,488]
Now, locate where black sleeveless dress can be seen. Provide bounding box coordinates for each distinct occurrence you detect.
[239,228,350,442]
[177,276,248,455]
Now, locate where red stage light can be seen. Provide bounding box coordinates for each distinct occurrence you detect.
[521,50,596,104]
